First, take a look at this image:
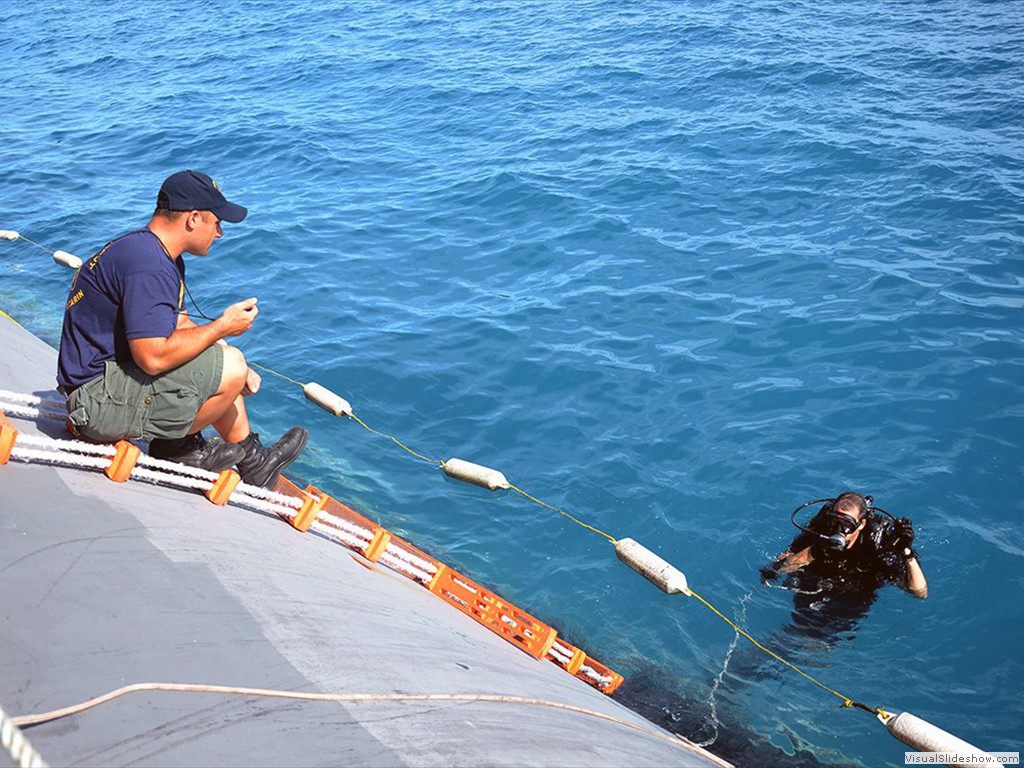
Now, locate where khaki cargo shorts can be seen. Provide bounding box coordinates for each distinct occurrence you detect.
[66,345,224,442]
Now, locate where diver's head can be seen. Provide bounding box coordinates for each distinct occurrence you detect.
[819,491,870,554]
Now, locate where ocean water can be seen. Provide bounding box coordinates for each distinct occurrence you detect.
[2,2,1022,766]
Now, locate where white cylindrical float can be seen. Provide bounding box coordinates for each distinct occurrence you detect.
[53,250,82,270]
[881,711,999,768]
[0,230,19,240]
[442,458,510,491]
[303,382,353,417]
[614,538,691,595]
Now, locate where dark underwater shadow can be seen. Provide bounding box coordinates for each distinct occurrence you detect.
[613,661,845,768]
[608,583,884,768]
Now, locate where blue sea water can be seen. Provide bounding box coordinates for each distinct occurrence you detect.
[2,2,1022,765]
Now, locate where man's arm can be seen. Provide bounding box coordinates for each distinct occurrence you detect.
[775,547,814,574]
[889,517,927,599]
[130,298,258,375]
[176,306,260,395]
[761,547,814,581]
[901,549,928,599]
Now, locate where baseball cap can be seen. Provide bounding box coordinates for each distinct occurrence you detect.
[156,170,248,223]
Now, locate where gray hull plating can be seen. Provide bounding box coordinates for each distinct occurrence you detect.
[0,314,729,768]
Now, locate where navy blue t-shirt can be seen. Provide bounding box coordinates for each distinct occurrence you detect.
[57,229,186,389]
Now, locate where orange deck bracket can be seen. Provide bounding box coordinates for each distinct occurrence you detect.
[427,564,558,660]
[566,647,586,676]
[362,529,392,562]
[205,469,241,506]
[271,477,328,531]
[269,479,624,695]
[579,657,624,695]
[0,410,17,465]
[427,563,448,592]
[293,490,328,532]
[104,440,141,482]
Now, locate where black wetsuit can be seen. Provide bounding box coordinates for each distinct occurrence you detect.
[776,506,917,641]
[784,506,911,594]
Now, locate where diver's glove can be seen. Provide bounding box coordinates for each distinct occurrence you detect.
[892,517,915,552]
[759,564,780,583]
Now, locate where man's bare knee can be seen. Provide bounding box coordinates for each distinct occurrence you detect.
[220,346,248,395]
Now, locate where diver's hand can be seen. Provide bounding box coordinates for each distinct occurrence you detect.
[759,564,780,583]
[892,517,915,551]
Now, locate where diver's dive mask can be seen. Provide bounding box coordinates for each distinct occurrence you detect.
[790,495,893,556]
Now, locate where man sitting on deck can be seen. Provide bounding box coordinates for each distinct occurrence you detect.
[56,170,307,488]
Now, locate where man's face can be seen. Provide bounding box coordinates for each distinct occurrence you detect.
[186,210,222,256]
[832,508,866,547]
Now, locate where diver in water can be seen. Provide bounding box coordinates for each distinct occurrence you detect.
[762,491,928,599]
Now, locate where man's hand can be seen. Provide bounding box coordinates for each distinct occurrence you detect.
[218,297,258,337]
[892,517,915,552]
[773,548,813,575]
[243,366,261,396]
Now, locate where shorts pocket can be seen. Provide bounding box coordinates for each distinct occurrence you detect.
[66,363,150,442]
[100,359,150,406]
[67,385,94,429]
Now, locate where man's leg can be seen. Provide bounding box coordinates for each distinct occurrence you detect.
[148,345,247,472]
[168,344,309,488]
[189,345,250,441]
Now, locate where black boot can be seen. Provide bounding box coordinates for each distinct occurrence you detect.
[149,432,246,472]
[236,427,309,489]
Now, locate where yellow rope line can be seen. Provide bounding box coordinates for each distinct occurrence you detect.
[348,412,442,466]
[6,228,892,722]
[244,354,882,717]
[246,361,442,466]
[14,234,53,254]
[248,361,305,387]
[508,484,617,543]
[687,588,884,717]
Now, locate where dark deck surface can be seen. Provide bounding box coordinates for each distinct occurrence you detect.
[0,313,729,768]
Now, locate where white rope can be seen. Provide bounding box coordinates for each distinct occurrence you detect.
[135,454,220,483]
[579,664,614,688]
[377,550,434,583]
[316,512,374,543]
[451,574,478,594]
[382,542,439,577]
[0,403,65,421]
[0,704,48,768]
[228,493,298,520]
[129,467,214,493]
[548,643,573,664]
[0,389,62,409]
[310,519,368,550]
[234,481,303,509]
[9,446,110,471]
[16,434,116,457]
